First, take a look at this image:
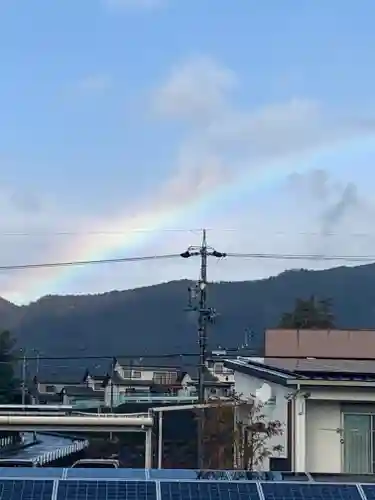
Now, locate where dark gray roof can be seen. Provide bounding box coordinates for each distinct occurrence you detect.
[35,371,82,385]
[83,371,107,382]
[115,357,181,370]
[224,357,375,386]
[63,386,104,398]
[104,372,152,387]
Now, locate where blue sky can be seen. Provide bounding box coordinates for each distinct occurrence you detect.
[1,0,375,303]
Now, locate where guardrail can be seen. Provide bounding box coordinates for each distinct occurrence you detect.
[114,395,198,404]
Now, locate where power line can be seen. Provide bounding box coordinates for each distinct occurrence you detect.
[2,250,375,274]
[0,229,204,237]
[227,252,375,262]
[8,353,202,362]
[0,253,180,271]
[2,228,375,237]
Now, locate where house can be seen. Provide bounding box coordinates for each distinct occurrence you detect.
[32,372,80,395]
[29,372,82,405]
[179,366,233,399]
[61,385,105,407]
[102,358,193,405]
[83,369,107,392]
[225,356,375,475]
[30,368,106,408]
[206,356,235,384]
[29,355,235,408]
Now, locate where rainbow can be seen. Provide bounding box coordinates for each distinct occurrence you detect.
[4,132,375,304]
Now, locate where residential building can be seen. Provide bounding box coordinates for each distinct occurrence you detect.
[28,355,235,408]
[225,356,375,474]
[29,370,105,408]
[61,386,104,408]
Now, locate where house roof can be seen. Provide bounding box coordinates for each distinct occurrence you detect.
[103,372,152,387]
[63,386,104,398]
[83,371,107,382]
[114,358,181,371]
[224,357,375,386]
[34,369,82,385]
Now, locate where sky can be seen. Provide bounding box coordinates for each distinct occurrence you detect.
[1,0,375,304]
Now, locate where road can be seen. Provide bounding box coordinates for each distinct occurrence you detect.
[0,433,88,465]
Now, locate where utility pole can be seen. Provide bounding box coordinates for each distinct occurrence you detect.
[21,354,26,406]
[181,229,226,468]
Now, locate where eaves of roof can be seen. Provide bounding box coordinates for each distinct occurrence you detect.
[224,358,375,386]
[224,359,302,386]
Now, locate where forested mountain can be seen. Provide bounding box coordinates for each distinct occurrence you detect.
[1,263,375,373]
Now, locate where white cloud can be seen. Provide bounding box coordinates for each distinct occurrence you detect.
[154,56,375,182]
[153,56,237,123]
[2,56,375,303]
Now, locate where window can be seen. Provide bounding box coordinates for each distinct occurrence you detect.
[131,370,141,378]
[153,371,176,384]
[45,385,55,392]
[94,382,102,390]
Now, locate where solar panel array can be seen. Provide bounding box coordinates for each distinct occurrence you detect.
[57,480,157,500]
[0,469,374,500]
[0,479,53,500]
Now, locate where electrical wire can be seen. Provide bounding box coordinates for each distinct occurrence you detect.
[0,253,181,271]
[227,252,375,263]
[8,353,202,362]
[5,353,375,363]
[2,250,375,272]
[2,228,375,237]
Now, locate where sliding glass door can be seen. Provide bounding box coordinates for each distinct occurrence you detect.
[343,414,372,474]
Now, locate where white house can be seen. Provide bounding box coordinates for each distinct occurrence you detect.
[224,356,375,475]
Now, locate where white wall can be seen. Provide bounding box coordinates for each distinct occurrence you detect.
[306,399,342,473]
[233,367,375,474]
[234,371,289,462]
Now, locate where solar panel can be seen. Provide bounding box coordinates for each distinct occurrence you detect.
[66,468,147,480]
[56,480,157,500]
[261,482,362,500]
[0,468,64,479]
[361,485,375,500]
[0,479,53,500]
[160,480,260,500]
[149,469,199,480]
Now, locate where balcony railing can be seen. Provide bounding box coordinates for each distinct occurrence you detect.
[115,394,198,404]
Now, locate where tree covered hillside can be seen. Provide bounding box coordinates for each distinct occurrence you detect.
[1,264,375,371]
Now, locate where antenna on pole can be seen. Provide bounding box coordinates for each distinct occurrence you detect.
[180,228,226,469]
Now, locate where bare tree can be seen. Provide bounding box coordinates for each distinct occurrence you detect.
[233,395,283,470]
[197,394,283,470]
